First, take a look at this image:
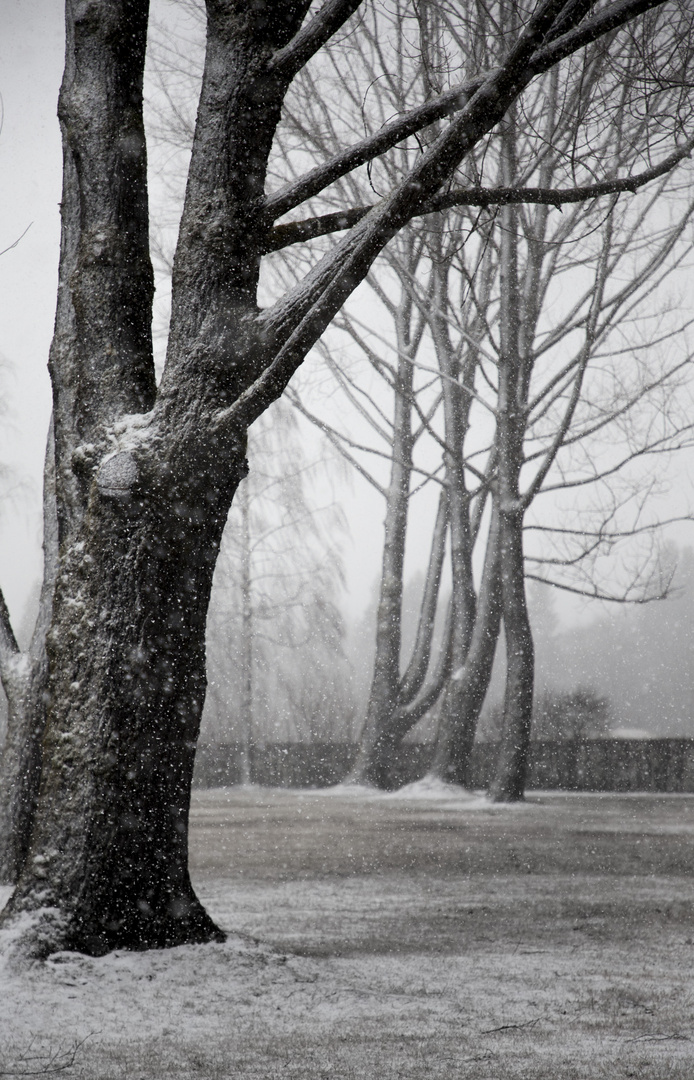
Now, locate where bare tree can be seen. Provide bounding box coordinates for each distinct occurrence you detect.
[282,0,694,793]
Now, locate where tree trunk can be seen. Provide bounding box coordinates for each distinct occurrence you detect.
[431,503,502,784]
[0,658,47,885]
[348,290,415,788]
[5,442,246,954]
[488,505,534,801]
[488,114,534,802]
[425,232,479,782]
[0,429,58,884]
[2,0,307,956]
[238,478,252,786]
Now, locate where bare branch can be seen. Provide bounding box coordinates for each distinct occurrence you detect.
[263,0,671,221]
[525,571,671,604]
[268,0,364,84]
[0,222,33,258]
[264,141,694,252]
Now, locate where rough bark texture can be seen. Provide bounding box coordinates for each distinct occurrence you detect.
[0,658,45,885]
[7,445,248,953]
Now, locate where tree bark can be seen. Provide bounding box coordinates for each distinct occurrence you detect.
[431,502,502,784]
[488,115,535,802]
[5,438,246,953]
[0,657,45,886]
[0,429,58,883]
[347,280,416,788]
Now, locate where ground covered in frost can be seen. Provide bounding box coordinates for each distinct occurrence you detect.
[2,785,694,1078]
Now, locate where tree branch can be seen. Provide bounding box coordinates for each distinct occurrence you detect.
[221,0,674,432]
[0,588,19,662]
[524,572,670,603]
[268,0,364,83]
[264,142,693,252]
[263,0,671,222]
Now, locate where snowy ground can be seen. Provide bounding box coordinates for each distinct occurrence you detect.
[2,786,694,1078]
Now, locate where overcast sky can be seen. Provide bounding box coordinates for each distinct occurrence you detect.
[0,0,62,639]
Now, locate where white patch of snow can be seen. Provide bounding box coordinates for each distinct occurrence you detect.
[384,775,488,806]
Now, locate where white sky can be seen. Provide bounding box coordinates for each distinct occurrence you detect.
[0,0,62,638]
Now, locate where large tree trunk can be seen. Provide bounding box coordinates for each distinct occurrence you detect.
[2,0,304,956]
[5,440,246,954]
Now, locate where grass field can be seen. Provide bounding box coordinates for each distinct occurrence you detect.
[2,784,694,1078]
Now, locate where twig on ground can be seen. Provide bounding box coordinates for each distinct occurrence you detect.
[0,1033,99,1076]
[624,1032,690,1043]
[481,1017,541,1035]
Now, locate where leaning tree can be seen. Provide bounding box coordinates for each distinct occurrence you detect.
[0,0,691,957]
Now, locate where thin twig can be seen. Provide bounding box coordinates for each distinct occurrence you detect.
[481,1017,541,1035]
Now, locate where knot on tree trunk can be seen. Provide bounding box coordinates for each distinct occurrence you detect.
[96,452,139,499]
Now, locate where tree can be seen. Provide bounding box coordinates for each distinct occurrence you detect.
[0,0,691,958]
[532,687,611,740]
[0,431,57,884]
[424,20,694,797]
[278,0,694,794]
[203,399,351,775]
